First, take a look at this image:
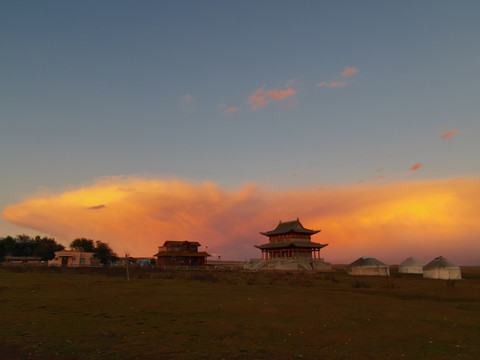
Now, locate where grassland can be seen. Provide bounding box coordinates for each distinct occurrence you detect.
[1,266,479,360]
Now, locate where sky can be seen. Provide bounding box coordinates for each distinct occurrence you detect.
[1,1,480,265]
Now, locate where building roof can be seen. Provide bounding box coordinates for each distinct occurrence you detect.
[162,241,201,246]
[154,251,211,257]
[348,256,388,268]
[55,250,94,256]
[423,256,459,270]
[260,218,320,236]
[399,256,425,267]
[255,239,328,250]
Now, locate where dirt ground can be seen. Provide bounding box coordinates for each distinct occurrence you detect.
[0,266,479,360]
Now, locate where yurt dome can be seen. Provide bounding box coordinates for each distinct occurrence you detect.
[399,257,425,274]
[423,256,461,280]
[347,256,390,276]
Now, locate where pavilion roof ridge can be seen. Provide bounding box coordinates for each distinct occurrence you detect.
[260,218,320,236]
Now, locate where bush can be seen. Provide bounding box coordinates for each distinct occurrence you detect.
[353,279,369,288]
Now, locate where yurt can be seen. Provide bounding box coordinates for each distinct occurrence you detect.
[399,257,425,274]
[423,256,462,280]
[347,256,390,276]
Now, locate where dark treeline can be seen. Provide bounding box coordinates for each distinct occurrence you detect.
[0,235,64,261]
[0,236,118,265]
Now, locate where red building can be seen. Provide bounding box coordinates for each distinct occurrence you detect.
[256,218,328,260]
[154,241,210,267]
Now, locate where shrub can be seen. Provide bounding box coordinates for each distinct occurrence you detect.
[353,279,369,288]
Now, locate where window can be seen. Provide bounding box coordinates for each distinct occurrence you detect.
[80,258,85,264]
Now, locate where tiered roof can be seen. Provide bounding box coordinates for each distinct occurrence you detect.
[260,218,320,236]
[256,218,327,250]
[162,241,201,246]
[255,240,327,250]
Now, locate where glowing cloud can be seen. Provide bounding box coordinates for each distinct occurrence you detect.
[442,129,458,139]
[3,176,480,264]
[223,107,240,115]
[265,88,296,101]
[341,67,359,78]
[246,87,297,110]
[317,67,359,89]
[410,163,423,171]
[327,81,347,88]
[247,88,269,110]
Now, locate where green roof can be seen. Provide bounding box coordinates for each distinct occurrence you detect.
[260,218,320,236]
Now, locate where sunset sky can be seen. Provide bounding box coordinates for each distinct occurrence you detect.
[1,1,480,264]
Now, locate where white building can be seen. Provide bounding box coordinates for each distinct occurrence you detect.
[48,250,97,267]
[423,256,461,280]
[399,256,425,274]
[348,256,390,276]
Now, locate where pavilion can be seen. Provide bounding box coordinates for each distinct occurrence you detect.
[255,218,328,260]
[245,218,330,271]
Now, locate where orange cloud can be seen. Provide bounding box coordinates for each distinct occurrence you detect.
[327,81,347,88]
[246,87,297,110]
[247,88,269,110]
[3,177,480,265]
[442,129,458,139]
[223,107,240,115]
[341,67,358,78]
[317,67,359,89]
[410,163,423,171]
[265,88,296,101]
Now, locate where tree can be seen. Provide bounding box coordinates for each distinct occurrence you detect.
[33,236,65,261]
[0,236,16,261]
[14,234,35,257]
[70,238,95,252]
[93,240,117,265]
[0,235,64,261]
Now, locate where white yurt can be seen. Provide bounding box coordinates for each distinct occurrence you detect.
[347,256,390,276]
[399,256,425,274]
[423,256,462,280]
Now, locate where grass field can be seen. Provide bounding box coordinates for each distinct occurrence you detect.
[1,266,479,360]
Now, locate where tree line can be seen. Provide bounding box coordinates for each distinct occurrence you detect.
[0,235,117,265]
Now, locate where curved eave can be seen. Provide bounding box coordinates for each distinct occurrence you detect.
[255,241,328,250]
[260,229,320,236]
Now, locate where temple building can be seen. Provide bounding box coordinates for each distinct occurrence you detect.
[245,218,331,271]
[256,218,328,260]
[154,241,210,267]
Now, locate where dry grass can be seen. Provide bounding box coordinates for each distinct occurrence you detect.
[0,266,479,359]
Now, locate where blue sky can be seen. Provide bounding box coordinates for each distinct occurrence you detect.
[1,1,480,262]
